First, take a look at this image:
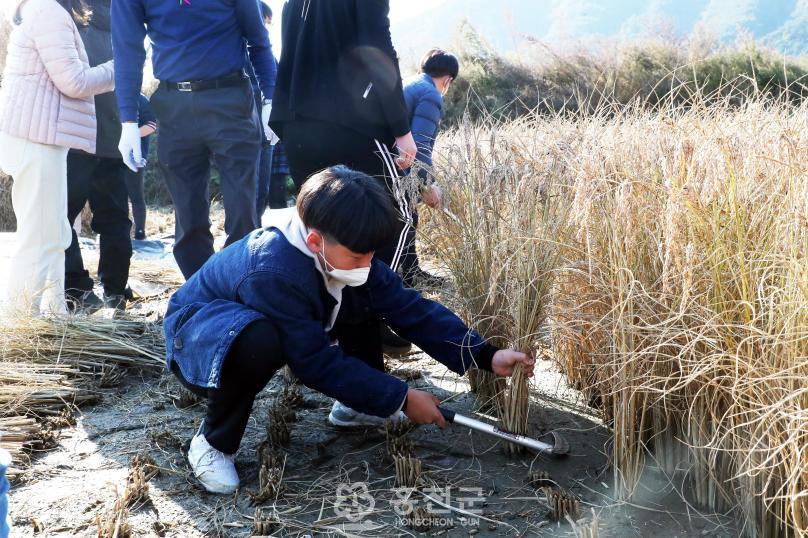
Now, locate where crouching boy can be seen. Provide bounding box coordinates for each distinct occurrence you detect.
[164,166,534,494]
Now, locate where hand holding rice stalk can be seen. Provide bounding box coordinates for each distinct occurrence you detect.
[423,114,572,452]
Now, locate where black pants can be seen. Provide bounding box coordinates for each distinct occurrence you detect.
[267,172,289,209]
[171,317,382,453]
[65,152,132,296]
[398,210,420,288]
[124,168,147,236]
[254,143,274,218]
[150,80,262,279]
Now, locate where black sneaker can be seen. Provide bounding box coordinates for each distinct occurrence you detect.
[134,230,146,240]
[381,325,411,356]
[103,293,128,313]
[65,289,104,315]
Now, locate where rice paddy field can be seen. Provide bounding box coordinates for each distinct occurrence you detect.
[424,94,807,537]
[0,92,805,537]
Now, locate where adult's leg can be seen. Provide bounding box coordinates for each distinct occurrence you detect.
[124,168,147,238]
[254,142,274,220]
[172,318,284,454]
[64,152,96,294]
[88,158,132,297]
[268,173,289,209]
[398,209,420,288]
[0,134,71,316]
[150,87,215,279]
[203,82,261,249]
[330,286,385,371]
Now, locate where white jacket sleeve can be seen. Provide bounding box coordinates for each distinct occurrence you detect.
[31,8,114,99]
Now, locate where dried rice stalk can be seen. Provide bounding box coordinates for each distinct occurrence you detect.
[426,115,570,451]
[384,419,414,461]
[542,486,581,522]
[547,96,807,536]
[249,448,286,504]
[266,403,291,447]
[394,454,422,488]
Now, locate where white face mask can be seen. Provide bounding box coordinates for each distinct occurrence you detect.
[319,243,370,287]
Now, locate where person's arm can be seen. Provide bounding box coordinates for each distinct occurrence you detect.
[410,93,442,184]
[32,10,114,99]
[236,0,277,101]
[355,0,409,138]
[111,0,147,122]
[368,260,498,373]
[236,271,408,417]
[137,94,158,137]
[139,124,156,137]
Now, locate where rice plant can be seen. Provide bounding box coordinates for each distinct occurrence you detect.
[424,92,806,535]
[424,113,571,452]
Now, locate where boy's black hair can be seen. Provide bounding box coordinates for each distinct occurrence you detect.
[297,166,402,254]
[260,1,272,20]
[419,48,459,79]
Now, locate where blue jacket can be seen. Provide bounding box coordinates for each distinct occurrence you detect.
[164,226,497,418]
[111,0,276,122]
[403,73,444,184]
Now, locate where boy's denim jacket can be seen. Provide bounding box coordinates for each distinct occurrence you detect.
[163,226,496,417]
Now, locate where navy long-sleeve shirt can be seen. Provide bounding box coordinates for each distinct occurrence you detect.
[111,0,276,122]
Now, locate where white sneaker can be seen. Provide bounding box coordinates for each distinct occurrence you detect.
[328,401,407,427]
[187,430,239,494]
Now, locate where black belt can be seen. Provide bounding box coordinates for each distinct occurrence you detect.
[159,70,247,92]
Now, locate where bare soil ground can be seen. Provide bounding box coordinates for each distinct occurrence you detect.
[4,230,739,537]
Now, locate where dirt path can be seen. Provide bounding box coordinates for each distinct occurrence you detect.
[8,353,737,537]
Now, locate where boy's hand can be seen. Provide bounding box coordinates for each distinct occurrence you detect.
[491,350,536,378]
[403,389,446,428]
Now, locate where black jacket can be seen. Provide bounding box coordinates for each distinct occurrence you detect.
[75,0,120,159]
[269,0,410,143]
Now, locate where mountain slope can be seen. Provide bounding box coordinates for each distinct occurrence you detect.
[390,0,806,63]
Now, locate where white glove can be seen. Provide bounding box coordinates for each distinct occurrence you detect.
[261,100,280,145]
[118,122,144,172]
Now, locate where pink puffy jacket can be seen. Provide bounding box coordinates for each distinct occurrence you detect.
[0,0,115,154]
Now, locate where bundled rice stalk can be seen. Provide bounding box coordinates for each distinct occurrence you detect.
[0,416,41,477]
[425,117,510,410]
[0,361,84,417]
[426,113,570,449]
[0,316,165,474]
[548,94,807,536]
[0,316,165,371]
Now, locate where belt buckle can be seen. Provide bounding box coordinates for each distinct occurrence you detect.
[177,81,193,92]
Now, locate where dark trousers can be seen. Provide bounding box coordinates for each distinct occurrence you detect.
[268,173,289,209]
[254,143,275,219]
[150,81,262,279]
[171,317,383,453]
[65,152,132,296]
[398,210,420,288]
[124,168,147,236]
